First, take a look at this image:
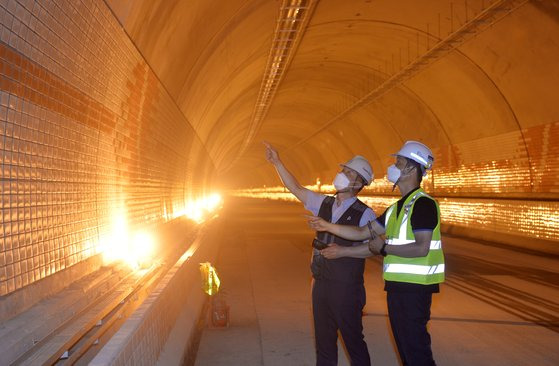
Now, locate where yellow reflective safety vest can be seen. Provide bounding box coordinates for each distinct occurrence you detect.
[383,188,445,285]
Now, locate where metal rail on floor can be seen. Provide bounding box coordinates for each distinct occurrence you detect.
[12,262,167,366]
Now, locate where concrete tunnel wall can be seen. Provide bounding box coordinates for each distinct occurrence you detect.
[105,0,559,193]
[0,0,217,301]
[0,0,558,317]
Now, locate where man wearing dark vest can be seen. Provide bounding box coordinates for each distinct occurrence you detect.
[264,142,375,366]
[309,141,444,366]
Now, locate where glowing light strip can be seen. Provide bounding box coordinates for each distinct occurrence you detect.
[231,188,559,241]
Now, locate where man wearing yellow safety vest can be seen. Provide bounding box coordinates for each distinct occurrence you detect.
[309,141,444,366]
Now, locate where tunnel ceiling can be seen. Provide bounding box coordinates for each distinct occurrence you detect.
[105,0,559,190]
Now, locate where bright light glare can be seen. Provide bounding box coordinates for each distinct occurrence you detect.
[100,214,129,264]
[99,193,222,270]
[176,193,222,223]
[132,231,155,269]
[100,214,156,270]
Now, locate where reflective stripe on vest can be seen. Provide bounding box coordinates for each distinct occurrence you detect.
[383,189,445,285]
[386,238,442,250]
[384,263,445,275]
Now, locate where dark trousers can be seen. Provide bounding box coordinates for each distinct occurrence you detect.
[387,291,436,366]
[312,279,371,366]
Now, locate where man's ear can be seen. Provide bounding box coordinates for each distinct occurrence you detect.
[354,178,365,192]
[402,164,415,175]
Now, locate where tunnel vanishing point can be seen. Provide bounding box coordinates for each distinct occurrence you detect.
[0,0,558,365]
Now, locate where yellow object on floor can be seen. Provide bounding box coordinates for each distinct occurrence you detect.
[200,262,221,296]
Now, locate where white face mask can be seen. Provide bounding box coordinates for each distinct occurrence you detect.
[333,172,350,191]
[386,164,401,183]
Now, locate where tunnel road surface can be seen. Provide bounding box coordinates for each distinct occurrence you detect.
[193,197,559,366]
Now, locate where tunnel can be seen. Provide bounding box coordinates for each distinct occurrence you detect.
[0,0,558,365]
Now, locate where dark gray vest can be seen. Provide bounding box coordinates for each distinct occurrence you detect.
[311,196,368,283]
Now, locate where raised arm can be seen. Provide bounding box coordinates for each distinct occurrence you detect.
[307,216,370,241]
[264,141,310,204]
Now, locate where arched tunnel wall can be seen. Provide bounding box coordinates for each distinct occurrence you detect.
[0,0,558,321]
[0,1,557,364]
[223,1,559,250]
[0,0,216,299]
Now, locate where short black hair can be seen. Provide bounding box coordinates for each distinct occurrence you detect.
[405,158,423,184]
[354,175,367,194]
[357,174,367,186]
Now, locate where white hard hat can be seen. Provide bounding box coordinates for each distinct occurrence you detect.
[340,155,374,185]
[392,141,434,176]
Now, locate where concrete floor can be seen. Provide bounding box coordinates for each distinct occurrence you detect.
[194,197,559,366]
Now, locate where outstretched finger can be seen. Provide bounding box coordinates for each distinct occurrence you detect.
[304,214,323,221]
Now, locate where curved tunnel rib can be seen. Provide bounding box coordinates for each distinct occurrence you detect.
[0,0,558,365]
[282,0,529,156]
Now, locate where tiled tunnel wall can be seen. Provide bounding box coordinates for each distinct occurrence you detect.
[0,0,215,296]
[1,0,558,299]
[243,119,559,242]
[359,124,559,198]
[371,128,559,241]
[241,121,559,243]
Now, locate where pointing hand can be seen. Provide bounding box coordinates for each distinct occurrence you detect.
[263,141,280,165]
[306,215,331,232]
